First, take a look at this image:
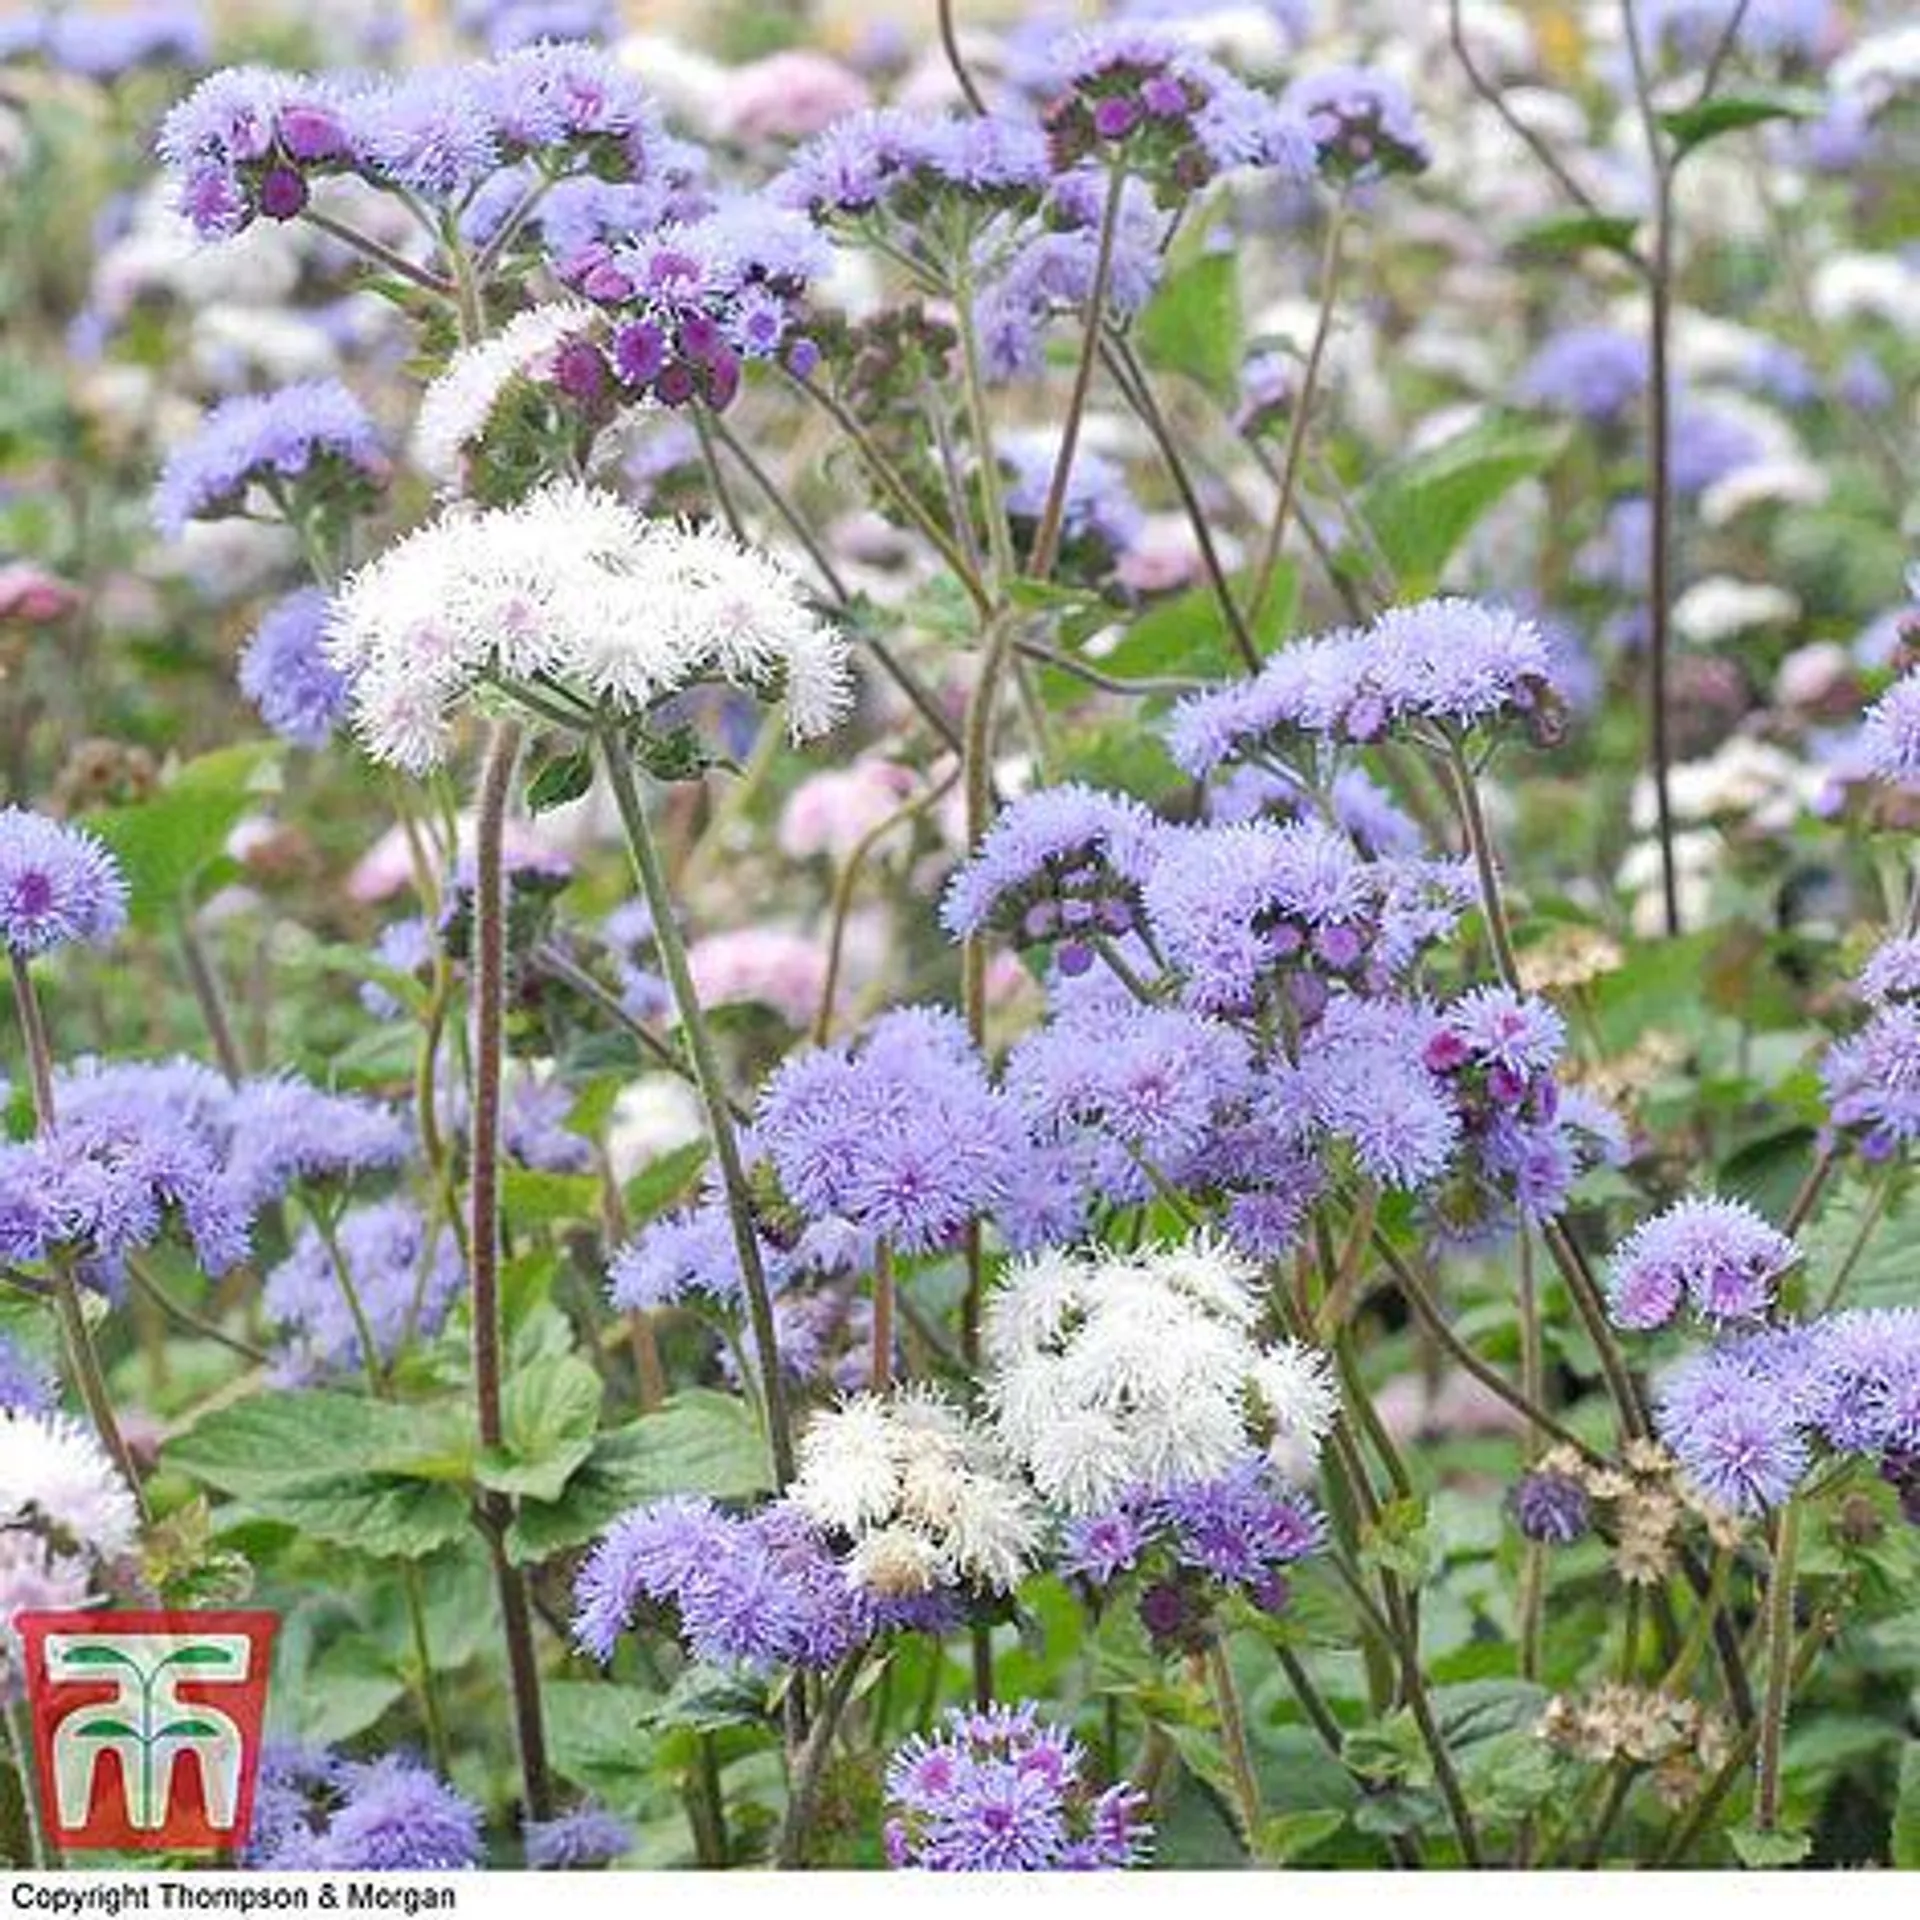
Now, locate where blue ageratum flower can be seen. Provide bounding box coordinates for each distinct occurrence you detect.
[1282,64,1431,182]
[522,1803,634,1870]
[941,782,1166,970]
[883,1703,1152,1872]
[572,1494,944,1673]
[756,1006,1027,1256]
[263,1198,464,1382]
[0,1331,55,1416]
[1821,1001,1920,1161]
[151,380,388,541]
[0,808,127,956]
[238,588,350,749]
[249,1750,485,1869]
[1516,324,1648,425]
[1607,1196,1800,1331]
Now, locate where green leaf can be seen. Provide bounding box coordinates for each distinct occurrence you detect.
[525,745,595,814]
[622,1141,709,1229]
[165,1390,473,1561]
[1136,246,1243,408]
[1726,1824,1812,1868]
[88,743,280,928]
[1094,565,1296,688]
[1355,416,1568,597]
[505,1390,771,1564]
[162,1645,239,1667]
[544,1680,657,1790]
[477,1355,602,1502]
[1362,1497,1434,1585]
[502,1164,601,1227]
[1254,1808,1348,1864]
[165,1391,468,1491]
[1661,91,1813,162]
[1892,1743,1920,1867]
[57,1645,137,1668]
[158,1718,226,1740]
[1509,212,1641,262]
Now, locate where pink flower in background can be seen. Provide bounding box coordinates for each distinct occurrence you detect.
[347,816,564,904]
[0,563,81,624]
[717,51,872,144]
[1115,513,1208,596]
[688,926,828,1028]
[778,758,919,863]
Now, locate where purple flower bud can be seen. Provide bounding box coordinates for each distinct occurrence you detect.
[1023,900,1060,940]
[1313,922,1364,971]
[1059,898,1096,930]
[554,340,609,405]
[1487,1063,1528,1107]
[1096,898,1133,935]
[1141,74,1188,118]
[1057,940,1094,977]
[1092,96,1141,140]
[582,261,635,302]
[785,337,821,381]
[1512,1468,1590,1545]
[277,105,348,163]
[612,320,664,386]
[705,349,741,411]
[1287,972,1329,1023]
[257,164,308,221]
[1137,1580,1190,1643]
[1247,1568,1292,1615]
[1423,1031,1471,1075]
[1344,692,1389,742]
[679,314,722,364]
[654,361,698,408]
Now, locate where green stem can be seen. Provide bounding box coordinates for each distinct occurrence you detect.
[4,1700,48,1868]
[599,732,795,1486]
[1205,1638,1264,1854]
[1249,195,1348,627]
[10,951,148,1519]
[177,916,245,1082]
[470,719,553,1825]
[774,1653,864,1868]
[1026,162,1128,582]
[402,1562,453,1781]
[1754,1499,1802,1832]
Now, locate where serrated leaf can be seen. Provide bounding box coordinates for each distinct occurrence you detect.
[505,1390,771,1564]
[1136,247,1243,407]
[622,1141,710,1229]
[1092,564,1296,687]
[1362,1496,1434,1584]
[477,1354,603,1501]
[88,743,280,928]
[165,1390,473,1560]
[502,1164,601,1227]
[1509,211,1641,262]
[1726,1824,1812,1868]
[1661,91,1812,162]
[1355,416,1568,596]
[1892,1743,1920,1867]
[526,746,594,815]
[1254,1808,1348,1863]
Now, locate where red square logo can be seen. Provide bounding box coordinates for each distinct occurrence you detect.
[15,1609,277,1853]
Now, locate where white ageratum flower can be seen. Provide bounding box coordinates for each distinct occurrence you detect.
[983,1235,1340,1516]
[412,301,602,493]
[791,1385,1039,1597]
[324,480,851,772]
[0,1408,140,1556]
